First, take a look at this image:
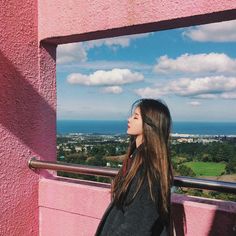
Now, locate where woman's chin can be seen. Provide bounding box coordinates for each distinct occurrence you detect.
[127,129,131,135]
[127,131,136,136]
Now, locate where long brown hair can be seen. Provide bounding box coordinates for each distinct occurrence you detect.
[111,99,173,231]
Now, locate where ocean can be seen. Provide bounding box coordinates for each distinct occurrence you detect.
[57,120,236,136]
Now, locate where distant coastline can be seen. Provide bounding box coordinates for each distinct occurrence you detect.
[57,120,236,136]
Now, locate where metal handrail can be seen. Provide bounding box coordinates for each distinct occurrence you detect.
[28,158,236,194]
[174,176,236,194]
[28,157,117,178]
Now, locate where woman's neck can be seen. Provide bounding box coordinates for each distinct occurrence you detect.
[135,134,143,148]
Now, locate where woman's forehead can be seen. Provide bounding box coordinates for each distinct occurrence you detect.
[133,106,141,115]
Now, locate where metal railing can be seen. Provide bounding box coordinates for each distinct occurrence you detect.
[28,158,236,194]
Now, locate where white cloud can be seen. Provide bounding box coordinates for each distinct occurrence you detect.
[183,20,236,42]
[135,76,236,100]
[194,94,217,99]
[67,69,144,86]
[195,92,236,99]
[86,33,151,49]
[58,60,152,72]
[135,87,168,98]
[154,53,236,74]
[170,76,236,96]
[188,101,201,106]
[57,33,151,65]
[57,43,87,64]
[220,92,236,99]
[102,86,123,94]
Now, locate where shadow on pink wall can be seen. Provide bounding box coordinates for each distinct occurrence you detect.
[173,201,187,235]
[0,50,55,158]
[208,205,236,235]
[172,195,236,235]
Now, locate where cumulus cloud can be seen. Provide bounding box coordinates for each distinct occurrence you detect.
[154,53,236,74]
[188,101,201,106]
[57,33,151,64]
[183,19,236,42]
[170,76,236,97]
[135,76,236,100]
[57,43,87,64]
[135,87,168,98]
[67,69,144,86]
[102,86,123,94]
[219,92,236,99]
[86,33,151,49]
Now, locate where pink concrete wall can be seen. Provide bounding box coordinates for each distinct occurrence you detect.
[0,1,56,235]
[36,2,236,236]
[39,178,111,236]
[38,0,236,44]
[39,179,236,236]
[172,194,236,236]
[1,1,236,235]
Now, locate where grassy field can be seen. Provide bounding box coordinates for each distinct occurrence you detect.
[184,161,226,176]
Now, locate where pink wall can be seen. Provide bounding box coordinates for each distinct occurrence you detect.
[38,0,236,44]
[39,178,236,236]
[0,1,56,235]
[1,1,236,235]
[39,178,111,236]
[37,3,236,236]
[172,194,236,235]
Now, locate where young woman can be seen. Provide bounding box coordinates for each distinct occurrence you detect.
[95,99,174,236]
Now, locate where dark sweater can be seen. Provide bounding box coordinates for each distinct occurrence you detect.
[95,165,167,236]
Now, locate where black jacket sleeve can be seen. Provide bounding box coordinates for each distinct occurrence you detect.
[112,171,160,236]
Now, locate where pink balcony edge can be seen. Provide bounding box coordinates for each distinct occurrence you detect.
[39,177,236,236]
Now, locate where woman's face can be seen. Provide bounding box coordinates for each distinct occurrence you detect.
[127,106,143,136]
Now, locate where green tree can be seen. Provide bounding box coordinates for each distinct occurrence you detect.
[58,146,65,157]
[178,165,196,177]
[225,156,236,174]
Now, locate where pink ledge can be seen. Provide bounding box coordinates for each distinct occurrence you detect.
[39,177,111,236]
[39,177,236,236]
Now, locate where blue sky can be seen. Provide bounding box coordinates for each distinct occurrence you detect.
[56,20,236,122]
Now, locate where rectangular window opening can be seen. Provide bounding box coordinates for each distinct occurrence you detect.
[56,20,236,201]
